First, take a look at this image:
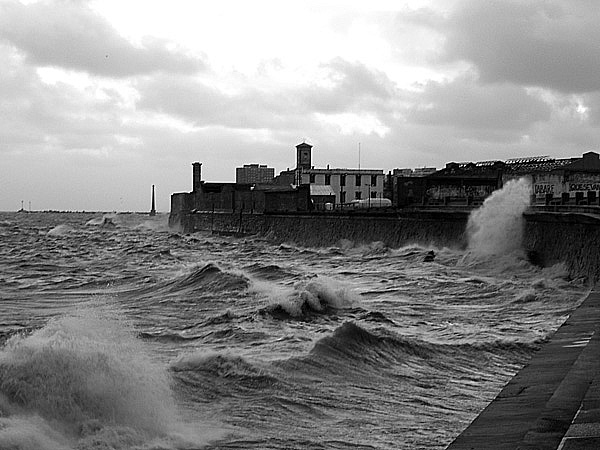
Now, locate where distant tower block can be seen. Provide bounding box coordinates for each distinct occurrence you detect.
[296,142,313,171]
[149,185,156,216]
[192,162,202,191]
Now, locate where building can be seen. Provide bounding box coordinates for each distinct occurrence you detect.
[393,167,437,177]
[236,164,275,184]
[390,167,438,206]
[393,151,600,207]
[413,167,438,177]
[414,160,504,206]
[503,152,600,205]
[283,142,386,205]
[172,142,600,218]
[309,185,336,210]
[171,161,311,215]
[300,168,385,205]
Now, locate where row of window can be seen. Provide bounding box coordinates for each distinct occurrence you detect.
[338,191,379,202]
[308,174,379,186]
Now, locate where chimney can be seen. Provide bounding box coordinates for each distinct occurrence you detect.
[192,162,202,191]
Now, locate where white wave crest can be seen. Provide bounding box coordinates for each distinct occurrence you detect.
[0,309,223,449]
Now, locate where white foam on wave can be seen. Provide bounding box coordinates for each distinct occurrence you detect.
[125,213,171,233]
[0,414,69,450]
[253,277,360,317]
[46,224,75,236]
[84,214,115,227]
[0,308,223,449]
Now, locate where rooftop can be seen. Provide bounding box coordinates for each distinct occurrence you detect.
[309,185,336,196]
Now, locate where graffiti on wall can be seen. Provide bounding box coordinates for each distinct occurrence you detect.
[533,180,600,201]
[425,185,495,199]
[533,184,555,196]
[568,183,600,192]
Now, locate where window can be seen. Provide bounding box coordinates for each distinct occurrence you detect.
[325,174,331,185]
[340,174,346,186]
[355,191,362,200]
[371,191,377,198]
[309,174,316,183]
[371,175,377,187]
[355,174,361,186]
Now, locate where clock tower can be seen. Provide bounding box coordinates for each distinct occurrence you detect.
[296,142,312,170]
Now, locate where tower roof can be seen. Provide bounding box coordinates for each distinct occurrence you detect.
[296,142,312,149]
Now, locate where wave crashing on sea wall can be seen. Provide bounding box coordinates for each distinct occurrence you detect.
[466,177,531,258]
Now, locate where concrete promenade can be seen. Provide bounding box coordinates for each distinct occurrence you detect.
[447,291,600,450]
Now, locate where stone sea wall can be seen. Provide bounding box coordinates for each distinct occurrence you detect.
[171,210,471,248]
[170,209,600,283]
[523,211,600,283]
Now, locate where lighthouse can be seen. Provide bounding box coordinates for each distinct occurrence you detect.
[149,185,156,216]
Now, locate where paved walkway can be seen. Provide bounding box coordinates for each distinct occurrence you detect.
[446,291,600,450]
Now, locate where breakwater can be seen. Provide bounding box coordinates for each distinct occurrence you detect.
[170,209,600,283]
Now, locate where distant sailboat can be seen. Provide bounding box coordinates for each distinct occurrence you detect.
[149,185,156,216]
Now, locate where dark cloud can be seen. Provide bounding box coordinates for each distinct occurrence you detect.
[443,0,600,93]
[137,58,397,131]
[304,58,396,114]
[0,43,136,163]
[136,75,303,130]
[406,74,552,135]
[0,0,204,77]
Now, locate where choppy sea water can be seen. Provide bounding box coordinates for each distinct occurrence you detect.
[0,203,588,449]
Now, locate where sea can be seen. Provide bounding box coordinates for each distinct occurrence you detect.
[0,180,590,450]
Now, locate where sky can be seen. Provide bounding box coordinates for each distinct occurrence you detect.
[1,0,600,212]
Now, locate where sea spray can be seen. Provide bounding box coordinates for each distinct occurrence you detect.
[0,311,178,448]
[466,177,531,257]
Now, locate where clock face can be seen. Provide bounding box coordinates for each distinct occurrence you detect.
[301,151,310,163]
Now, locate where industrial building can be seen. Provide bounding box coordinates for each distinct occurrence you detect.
[235,164,275,184]
[171,142,391,214]
[171,160,312,215]
[395,151,600,207]
[505,152,600,205]
[170,142,600,218]
[394,167,437,177]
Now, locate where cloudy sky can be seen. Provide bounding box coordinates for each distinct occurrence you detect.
[1,0,599,211]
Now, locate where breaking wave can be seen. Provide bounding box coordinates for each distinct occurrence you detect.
[162,263,250,294]
[0,310,219,449]
[171,350,278,394]
[244,263,300,281]
[259,278,359,319]
[309,322,433,363]
[46,224,76,236]
[281,321,543,379]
